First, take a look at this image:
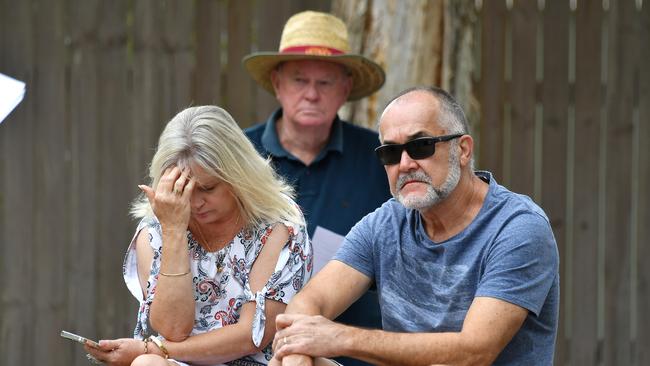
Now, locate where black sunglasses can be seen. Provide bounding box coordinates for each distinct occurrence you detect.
[375,134,464,165]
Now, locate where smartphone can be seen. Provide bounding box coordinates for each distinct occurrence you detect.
[60,330,100,347]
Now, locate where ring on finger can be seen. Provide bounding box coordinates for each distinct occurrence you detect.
[173,188,182,195]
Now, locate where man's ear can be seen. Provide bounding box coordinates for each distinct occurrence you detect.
[459,135,474,168]
[270,69,282,96]
[342,73,353,99]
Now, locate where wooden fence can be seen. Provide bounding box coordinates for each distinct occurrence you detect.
[0,0,648,365]
[478,1,649,365]
[0,1,330,365]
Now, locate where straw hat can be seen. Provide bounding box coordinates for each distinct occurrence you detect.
[242,11,385,101]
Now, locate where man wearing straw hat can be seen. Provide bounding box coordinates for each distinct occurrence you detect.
[243,11,390,366]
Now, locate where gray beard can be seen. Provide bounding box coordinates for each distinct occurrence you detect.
[394,150,461,210]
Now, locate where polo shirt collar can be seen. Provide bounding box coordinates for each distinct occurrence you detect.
[260,108,344,161]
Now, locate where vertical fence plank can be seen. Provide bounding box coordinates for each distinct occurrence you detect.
[637,2,650,365]
[253,0,294,124]
[194,0,223,106]
[0,0,36,364]
[478,0,506,176]
[573,1,603,365]
[509,0,537,196]
[132,0,172,183]
[95,0,135,339]
[541,2,569,364]
[629,4,648,365]
[66,1,102,363]
[132,1,196,173]
[226,0,254,127]
[31,0,69,364]
[300,0,331,11]
[604,0,638,364]
[162,1,195,112]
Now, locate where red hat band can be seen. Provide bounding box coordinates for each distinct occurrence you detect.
[280,45,345,56]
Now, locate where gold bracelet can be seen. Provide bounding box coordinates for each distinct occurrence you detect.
[148,335,170,359]
[143,337,149,354]
[159,270,190,277]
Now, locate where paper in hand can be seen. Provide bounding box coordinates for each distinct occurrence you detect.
[311,226,345,275]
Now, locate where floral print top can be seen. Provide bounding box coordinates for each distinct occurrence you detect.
[122,212,312,366]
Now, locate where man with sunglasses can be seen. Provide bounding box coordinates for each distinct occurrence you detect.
[271,87,559,366]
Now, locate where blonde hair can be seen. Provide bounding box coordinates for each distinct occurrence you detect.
[131,106,303,228]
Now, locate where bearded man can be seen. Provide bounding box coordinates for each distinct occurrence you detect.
[270,87,560,366]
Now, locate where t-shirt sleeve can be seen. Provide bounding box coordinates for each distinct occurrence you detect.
[475,211,559,316]
[333,212,376,279]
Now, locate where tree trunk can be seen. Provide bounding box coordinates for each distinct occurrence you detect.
[332,0,479,133]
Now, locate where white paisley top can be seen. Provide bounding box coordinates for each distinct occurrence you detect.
[122,213,312,366]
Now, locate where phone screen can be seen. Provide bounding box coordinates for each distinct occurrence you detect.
[60,330,99,347]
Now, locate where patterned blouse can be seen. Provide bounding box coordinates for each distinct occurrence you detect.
[122,213,312,366]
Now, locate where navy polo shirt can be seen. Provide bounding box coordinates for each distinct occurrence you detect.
[246,110,391,366]
[245,109,391,238]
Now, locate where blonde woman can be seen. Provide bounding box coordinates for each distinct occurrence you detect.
[85,106,312,366]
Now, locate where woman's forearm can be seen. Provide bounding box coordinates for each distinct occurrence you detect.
[150,228,195,340]
[163,310,262,364]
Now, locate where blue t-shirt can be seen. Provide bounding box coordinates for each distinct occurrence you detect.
[246,109,392,366]
[335,171,560,365]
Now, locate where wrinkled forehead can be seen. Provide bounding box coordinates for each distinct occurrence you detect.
[277,59,349,78]
[188,162,223,187]
[379,93,444,142]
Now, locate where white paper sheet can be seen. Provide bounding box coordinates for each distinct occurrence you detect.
[0,73,26,124]
[311,226,345,275]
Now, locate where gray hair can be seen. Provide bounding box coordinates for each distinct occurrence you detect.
[379,86,474,169]
[381,86,470,134]
[131,105,303,228]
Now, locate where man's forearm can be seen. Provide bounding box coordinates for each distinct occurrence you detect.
[275,292,323,366]
[276,298,318,366]
[340,328,488,366]
[274,316,495,366]
[284,293,322,316]
[273,262,377,364]
[282,277,340,320]
[285,261,373,320]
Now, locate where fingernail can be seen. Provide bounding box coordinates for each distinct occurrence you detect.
[138,185,145,191]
